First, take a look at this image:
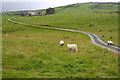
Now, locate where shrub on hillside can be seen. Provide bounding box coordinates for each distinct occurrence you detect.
[46,8,55,15]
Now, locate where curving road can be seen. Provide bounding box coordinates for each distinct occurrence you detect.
[7,19,120,53]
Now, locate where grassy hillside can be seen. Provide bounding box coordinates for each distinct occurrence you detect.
[2,15,118,78]
[55,3,118,14]
[14,12,119,47]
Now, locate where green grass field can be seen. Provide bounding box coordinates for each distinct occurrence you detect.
[2,2,119,78]
[2,14,118,78]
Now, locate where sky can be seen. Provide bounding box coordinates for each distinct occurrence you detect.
[1,0,119,12]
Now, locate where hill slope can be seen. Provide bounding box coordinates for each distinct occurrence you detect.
[54,2,118,14]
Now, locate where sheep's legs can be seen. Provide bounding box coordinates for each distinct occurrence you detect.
[73,49,76,52]
[69,49,72,51]
[61,44,64,46]
[107,43,113,45]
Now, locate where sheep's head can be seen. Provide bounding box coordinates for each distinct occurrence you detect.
[59,40,65,46]
[60,44,64,46]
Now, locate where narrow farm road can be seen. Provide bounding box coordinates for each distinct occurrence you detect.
[7,19,120,53]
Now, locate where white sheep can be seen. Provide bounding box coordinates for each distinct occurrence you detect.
[107,41,113,45]
[67,44,77,52]
[59,40,64,46]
